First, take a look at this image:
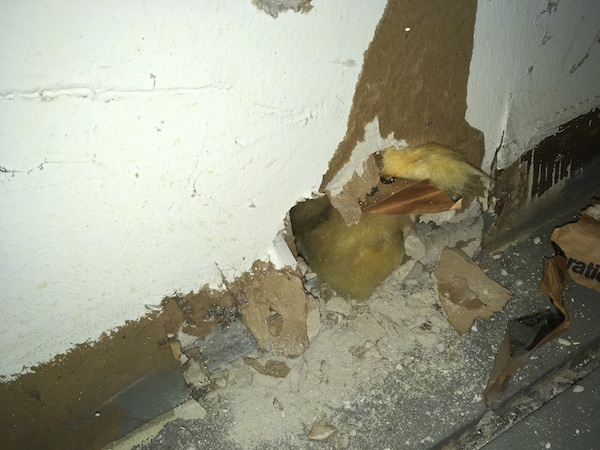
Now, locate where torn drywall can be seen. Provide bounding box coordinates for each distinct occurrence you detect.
[321,0,484,223]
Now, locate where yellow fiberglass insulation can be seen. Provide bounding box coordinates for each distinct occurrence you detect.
[291,198,406,300]
[380,143,483,198]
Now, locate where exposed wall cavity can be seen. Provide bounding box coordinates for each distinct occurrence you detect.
[321,0,484,223]
[524,108,600,199]
[2,0,599,447]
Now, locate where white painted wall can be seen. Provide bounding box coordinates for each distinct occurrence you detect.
[467,0,600,171]
[1,0,599,381]
[0,0,388,379]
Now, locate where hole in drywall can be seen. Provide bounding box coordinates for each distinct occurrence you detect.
[287,142,488,301]
[288,195,408,301]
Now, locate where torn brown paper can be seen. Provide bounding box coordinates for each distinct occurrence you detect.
[551,201,600,292]
[483,255,570,405]
[361,179,461,215]
[307,420,338,441]
[435,247,512,335]
[243,358,291,378]
[235,261,309,357]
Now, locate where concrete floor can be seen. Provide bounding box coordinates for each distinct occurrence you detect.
[103,207,600,450]
[482,366,600,450]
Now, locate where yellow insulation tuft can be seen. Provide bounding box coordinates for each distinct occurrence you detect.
[380,143,482,198]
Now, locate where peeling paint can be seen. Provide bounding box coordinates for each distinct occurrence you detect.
[252,0,312,18]
[324,118,403,198]
[323,0,483,223]
[0,157,103,177]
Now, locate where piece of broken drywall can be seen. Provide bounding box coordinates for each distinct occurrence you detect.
[234,261,309,357]
[244,357,291,378]
[404,199,484,268]
[435,247,512,334]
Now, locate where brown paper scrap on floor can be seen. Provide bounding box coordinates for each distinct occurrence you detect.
[307,420,338,441]
[361,179,461,215]
[435,247,512,335]
[551,200,600,292]
[483,255,570,405]
[243,358,291,378]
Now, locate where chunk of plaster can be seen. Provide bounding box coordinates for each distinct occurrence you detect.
[434,248,511,334]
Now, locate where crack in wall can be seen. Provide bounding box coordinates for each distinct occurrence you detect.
[535,1,559,45]
[0,156,103,177]
[0,82,300,118]
[186,117,210,199]
[0,84,234,102]
[0,80,317,155]
[570,28,600,74]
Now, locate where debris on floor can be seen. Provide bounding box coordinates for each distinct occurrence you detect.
[484,255,570,404]
[485,200,600,404]
[551,200,600,291]
[403,198,484,267]
[114,176,598,448]
[105,198,600,449]
[434,247,512,335]
[243,357,290,378]
[234,261,310,357]
[158,262,309,400]
[307,420,338,441]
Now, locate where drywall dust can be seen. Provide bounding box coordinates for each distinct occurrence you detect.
[204,264,490,449]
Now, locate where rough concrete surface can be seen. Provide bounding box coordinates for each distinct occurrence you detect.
[104,208,600,450]
[482,366,600,450]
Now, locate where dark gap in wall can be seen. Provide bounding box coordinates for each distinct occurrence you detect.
[485,108,600,252]
[524,108,600,198]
